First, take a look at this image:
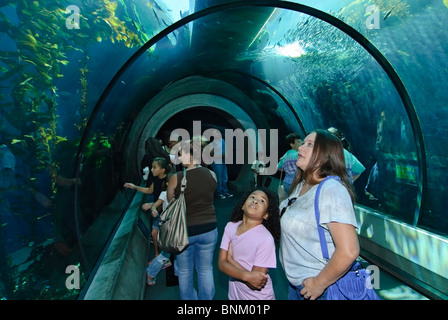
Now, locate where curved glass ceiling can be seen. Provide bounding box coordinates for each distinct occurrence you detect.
[82,1,421,224]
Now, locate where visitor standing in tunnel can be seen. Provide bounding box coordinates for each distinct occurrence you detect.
[124,157,171,258]
[160,130,181,172]
[277,133,302,195]
[140,137,172,186]
[327,127,365,184]
[210,128,233,199]
[143,179,171,286]
[218,187,280,300]
[251,151,267,188]
[364,110,387,208]
[279,130,359,300]
[167,138,218,300]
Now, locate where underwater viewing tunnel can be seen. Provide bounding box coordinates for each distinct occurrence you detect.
[1,0,448,300]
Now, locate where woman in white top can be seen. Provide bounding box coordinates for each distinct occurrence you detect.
[279,129,359,300]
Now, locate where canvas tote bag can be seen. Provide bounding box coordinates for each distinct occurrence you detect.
[157,168,189,253]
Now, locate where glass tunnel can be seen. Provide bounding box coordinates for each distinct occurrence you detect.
[1,0,447,300]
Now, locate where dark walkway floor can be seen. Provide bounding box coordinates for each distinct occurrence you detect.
[144,191,428,300]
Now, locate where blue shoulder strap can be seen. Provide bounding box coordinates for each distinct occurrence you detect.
[314,176,341,261]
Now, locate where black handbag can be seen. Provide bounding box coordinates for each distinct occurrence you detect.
[157,168,189,253]
[314,176,380,300]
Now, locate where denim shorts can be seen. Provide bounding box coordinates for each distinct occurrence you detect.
[152,215,160,230]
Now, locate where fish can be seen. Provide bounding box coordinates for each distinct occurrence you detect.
[11,139,25,144]
[23,59,38,67]
[36,213,52,220]
[19,77,33,86]
[25,33,38,46]
[383,8,394,20]
[23,135,35,141]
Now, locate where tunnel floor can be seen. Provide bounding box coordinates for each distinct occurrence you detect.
[142,189,428,301]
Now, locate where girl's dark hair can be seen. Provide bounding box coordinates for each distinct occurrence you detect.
[152,157,171,174]
[290,129,355,202]
[229,187,281,243]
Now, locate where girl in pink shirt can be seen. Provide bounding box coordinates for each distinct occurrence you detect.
[218,188,280,300]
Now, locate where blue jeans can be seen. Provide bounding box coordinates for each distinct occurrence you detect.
[288,282,328,300]
[175,228,218,300]
[146,252,170,279]
[211,163,228,196]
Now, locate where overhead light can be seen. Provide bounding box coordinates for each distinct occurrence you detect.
[275,42,306,57]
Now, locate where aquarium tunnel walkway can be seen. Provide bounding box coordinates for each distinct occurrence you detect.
[75,1,447,300]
